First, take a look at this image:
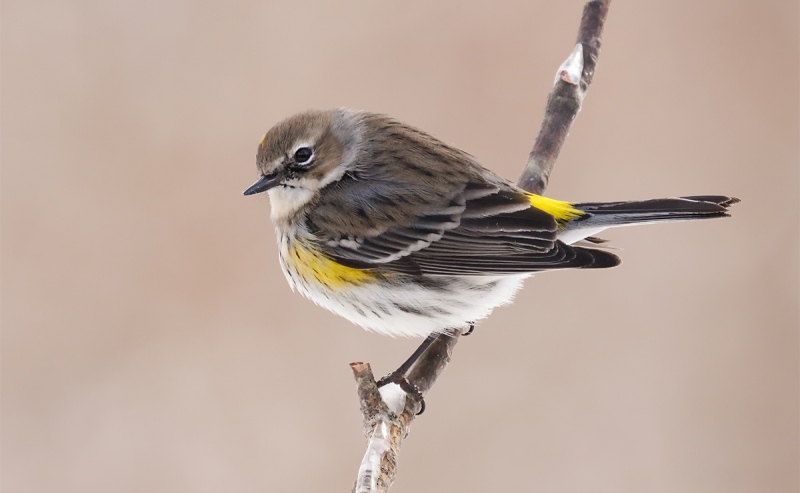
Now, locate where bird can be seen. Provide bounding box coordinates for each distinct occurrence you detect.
[244,108,738,341]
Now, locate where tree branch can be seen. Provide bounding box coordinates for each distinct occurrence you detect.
[350,333,459,493]
[351,2,611,491]
[518,0,610,194]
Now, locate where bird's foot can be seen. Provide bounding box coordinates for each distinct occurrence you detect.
[377,372,426,415]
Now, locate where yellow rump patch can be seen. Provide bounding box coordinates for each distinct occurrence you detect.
[291,243,375,287]
[527,194,585,227]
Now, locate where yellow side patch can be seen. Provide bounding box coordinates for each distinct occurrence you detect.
[291,242,375,287]
[527,194,585,227]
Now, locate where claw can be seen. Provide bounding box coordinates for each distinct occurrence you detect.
[463,323,475,336]
[397,378,425,415]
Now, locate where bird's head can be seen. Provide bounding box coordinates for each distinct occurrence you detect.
[245,109,364,222]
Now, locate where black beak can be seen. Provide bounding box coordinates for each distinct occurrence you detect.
[243,173,282,196]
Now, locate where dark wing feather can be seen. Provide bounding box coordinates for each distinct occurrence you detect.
[305,114,620,275]
[307,176,619,275]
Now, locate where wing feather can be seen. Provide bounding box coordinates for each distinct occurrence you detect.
[304,117,620,275]
[308,177,619,275]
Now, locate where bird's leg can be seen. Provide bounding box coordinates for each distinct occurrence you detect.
[377,332,440,414]
[377,333,438,387]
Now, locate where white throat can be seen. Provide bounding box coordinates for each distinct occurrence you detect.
[267,164,348,224]
[268,185,315,223]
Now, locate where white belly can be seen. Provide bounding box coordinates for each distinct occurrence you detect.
[276,232,529,338]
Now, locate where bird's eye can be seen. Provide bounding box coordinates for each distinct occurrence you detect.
[293,147,314,165]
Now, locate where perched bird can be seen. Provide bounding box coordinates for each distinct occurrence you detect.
[245,108,738,339]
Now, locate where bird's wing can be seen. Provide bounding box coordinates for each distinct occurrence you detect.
[306,175,619,276]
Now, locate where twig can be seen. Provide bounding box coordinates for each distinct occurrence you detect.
[518,0,610,194]
[350,333,459,493]
[351,2,611,491]
[351,363,409,493]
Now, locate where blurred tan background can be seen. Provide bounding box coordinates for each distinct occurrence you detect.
[2,1,798,492]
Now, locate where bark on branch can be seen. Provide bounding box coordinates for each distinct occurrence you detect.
[351,2,611,491]
[518,0,609,194]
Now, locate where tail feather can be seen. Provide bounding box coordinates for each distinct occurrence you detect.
[680,195,741,208]
[574,196,739,225]
[558,195,739,245]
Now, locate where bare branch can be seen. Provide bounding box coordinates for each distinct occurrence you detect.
[351,363,409,493]
[350,332,461,493]
[518,0,610,194]
[403,330,461,397]
[351,2,611,490]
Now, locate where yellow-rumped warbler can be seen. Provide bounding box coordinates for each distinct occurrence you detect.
[244,109,738,338]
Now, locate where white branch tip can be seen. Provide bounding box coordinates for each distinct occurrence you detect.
[554,43,584,86]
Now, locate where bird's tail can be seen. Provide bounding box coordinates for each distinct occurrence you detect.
[558,195,740,245]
